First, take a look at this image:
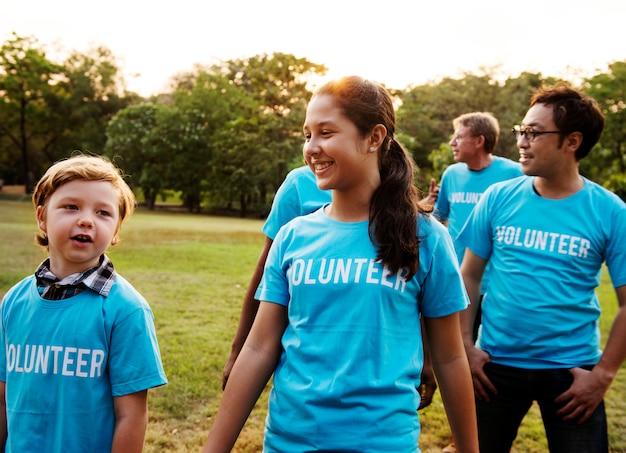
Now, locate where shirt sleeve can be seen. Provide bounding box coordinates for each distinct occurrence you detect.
[108,306,167,396]
[456,185,495,260]
[262,172,303,240]
[419,217,469,318]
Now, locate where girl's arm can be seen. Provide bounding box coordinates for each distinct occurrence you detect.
[424,313,478,453]
[112,390,148,453]
[222,236,273,389]
[0,381,7,448]
[203,301,288,453]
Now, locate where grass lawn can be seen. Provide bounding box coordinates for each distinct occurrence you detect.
[0,197,624,452]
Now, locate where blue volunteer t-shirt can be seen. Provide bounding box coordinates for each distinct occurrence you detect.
[259,208,468,452]
[457,176,626,369]
[435,156,522,292]
[0,274,167,453]
[263,166,332,240]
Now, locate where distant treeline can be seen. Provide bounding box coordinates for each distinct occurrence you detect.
[1,33,624,216]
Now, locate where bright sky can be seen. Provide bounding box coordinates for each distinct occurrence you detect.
[3,0,625,97]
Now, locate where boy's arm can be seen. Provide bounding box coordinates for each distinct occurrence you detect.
[112,390,148,453]
[0,381,6,448]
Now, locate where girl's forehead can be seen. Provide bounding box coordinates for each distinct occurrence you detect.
[305,96,343,124]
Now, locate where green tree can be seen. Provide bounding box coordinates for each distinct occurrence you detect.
[54,45,135,154]
[0,34,135,191]
[218,52,326,189]
[170,70,264,213]
[583,61,626,198]
[397,71,500,186]
[154,107,213,212]
[104,103,170,209]
[167,53,326,215]
[0,33,63,192]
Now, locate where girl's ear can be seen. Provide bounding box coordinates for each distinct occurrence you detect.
[369,124,388,150]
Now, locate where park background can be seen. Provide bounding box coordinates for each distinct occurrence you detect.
[1,1,626,450]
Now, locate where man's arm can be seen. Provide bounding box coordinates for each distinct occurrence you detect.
[222,236,273,389]
[459,249,496,400]
[111,390,148,453]
[555,284,626,423]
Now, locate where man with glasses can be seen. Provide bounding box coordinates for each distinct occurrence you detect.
[458,83,626,452]
[434,111,522,453]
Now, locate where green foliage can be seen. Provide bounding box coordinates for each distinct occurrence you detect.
[54,46,133,155]
[0,34,132,193]
[583,61,626,199]
[0,33,64,191]
[1,31,624,208]
[104,103,171,209]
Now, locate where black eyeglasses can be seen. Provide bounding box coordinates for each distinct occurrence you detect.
[512,125,560,142]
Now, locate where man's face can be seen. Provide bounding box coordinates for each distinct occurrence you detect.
[449,124,480,163]
[517,103,565,177]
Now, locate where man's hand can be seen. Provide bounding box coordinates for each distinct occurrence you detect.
[554,367,610,424]
[421,178,440,206]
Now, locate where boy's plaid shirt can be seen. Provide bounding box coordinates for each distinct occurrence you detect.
[35,255,116,300]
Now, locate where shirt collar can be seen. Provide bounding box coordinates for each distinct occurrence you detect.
[35,255,117,297]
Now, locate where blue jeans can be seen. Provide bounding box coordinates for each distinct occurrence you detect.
[477,363,608,453]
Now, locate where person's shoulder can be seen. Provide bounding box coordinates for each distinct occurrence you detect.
[482,175,528,201]
[282,204,328,229]
[493,155,520,167]
[107,274,151,310]
[284,165,315,184]
[1,275,36,305]
[492,155,523,172]
[443,162,467,174]
[418,212,448,236]
[582,178,625,205]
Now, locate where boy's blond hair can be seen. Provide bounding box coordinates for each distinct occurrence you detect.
[32,154,136,247]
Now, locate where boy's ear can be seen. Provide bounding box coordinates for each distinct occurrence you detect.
[36,205,47,233]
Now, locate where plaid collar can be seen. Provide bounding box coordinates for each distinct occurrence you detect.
[35,255,116,300]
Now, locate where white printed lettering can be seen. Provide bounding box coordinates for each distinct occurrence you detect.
[494,225,592,259]
[5,344,106,379]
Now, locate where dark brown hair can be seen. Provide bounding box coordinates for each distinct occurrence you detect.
[530,83,604,160]
[314,76,424,278]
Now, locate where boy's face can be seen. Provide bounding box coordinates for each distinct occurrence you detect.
[36,180,120,279]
